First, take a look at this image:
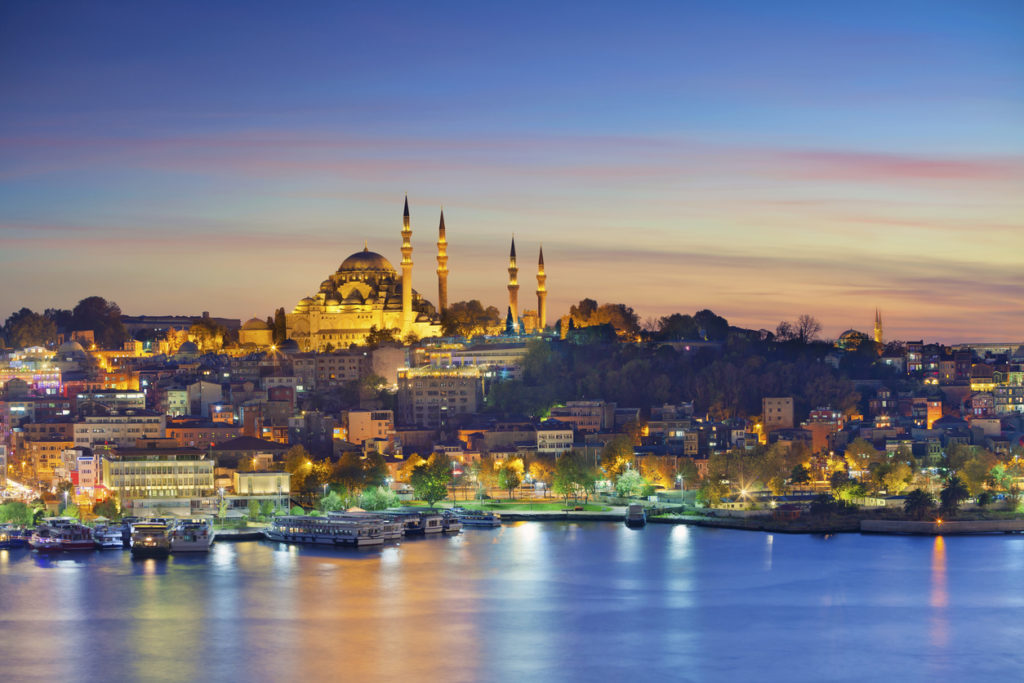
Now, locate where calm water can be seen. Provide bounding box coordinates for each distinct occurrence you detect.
[2,522,1024,682]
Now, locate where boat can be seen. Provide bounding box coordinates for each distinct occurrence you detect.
[0,524,31,549]
[264,516,390,547]
[449,506,502,528]
[441,514,462,533]
[381,510,446,535]
[625,504,647,528]
[30,518,96,552]
[169,520,215,553]
[130,521,171,558]
[93,524,126,549]
[326,512,405,540]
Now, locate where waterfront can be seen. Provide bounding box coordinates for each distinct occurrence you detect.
[2,522,1024,682]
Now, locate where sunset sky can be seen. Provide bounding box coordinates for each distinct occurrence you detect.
[1,1,1022,343]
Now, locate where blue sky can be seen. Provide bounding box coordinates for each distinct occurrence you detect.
[1,1,1022,341]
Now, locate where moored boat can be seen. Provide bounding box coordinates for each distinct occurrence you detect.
[625,504,646,528]
[130,521,171,558]
[381,510,445,535]
[93,524,126,549]
[30,518,96,552]
[0,524,31,549]
[264,515,390,547]
[169,520,214,553]
[449,507,501,528]
[326,512,405,540]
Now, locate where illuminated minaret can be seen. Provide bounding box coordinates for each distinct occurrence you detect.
[536,245,547,330]
[874,308,883,345]
[401,195,413,336]
[436,209,448,315]
[507,237,519,334]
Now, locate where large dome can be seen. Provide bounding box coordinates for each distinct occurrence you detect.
[339,247,395,274]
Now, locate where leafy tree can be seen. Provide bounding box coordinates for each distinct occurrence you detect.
[93,499,120,521]
[218,497,229,521]
[638,456,677,488]
[259,500,275,517]
[332,452,368,491]
[528,458,555,487]
[358,485,400,511]
[497,459,524,499]
[364,325,399,348]
[410,453,453,507]
[72,296,126,348]
[790,464,811,485]
[1006,485,1022,512]
[600,435,634,481]
[320,490,346,512]
[960,457,994,497]
[247,499,261,521]
[939,476,969,517]
[361,451,388,488]
[0,501,34,526]
[767,475,787,497]
[880,462,913,494]
[697,477,729,506]
[615,469,649,498]
[678,458,698,488]
[441,300,503,337]
[290,505,305,516]
[844,438,881,474]
[655,313,699,341]
[283,445,313,491]
[976,491,994,509]
[552,450,596,506]
[903,489,936,520]
[396,454,426,483]
[3,308,57,348]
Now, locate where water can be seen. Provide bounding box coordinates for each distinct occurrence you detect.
[2,522,1023,682]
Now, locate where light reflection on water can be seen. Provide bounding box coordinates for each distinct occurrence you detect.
[2,524,1024,681]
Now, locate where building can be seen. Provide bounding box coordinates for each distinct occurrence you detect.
[549,401,615,434]
[75,390,146,415]
[346,409,394,445]
[762,397,794,431]
[102,445,215,514]
[233,471,291,498]
[239,318,274,347]
[73,409,166,448]
[284,198,444,350]
[536,419,575,455]
[396,366,483,429]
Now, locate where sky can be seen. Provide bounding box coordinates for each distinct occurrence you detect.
[1,1,1022,343]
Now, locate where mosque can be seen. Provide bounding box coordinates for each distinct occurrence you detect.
[240,197,547,351]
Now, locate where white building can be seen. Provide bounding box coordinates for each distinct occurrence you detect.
[74,410,166,448]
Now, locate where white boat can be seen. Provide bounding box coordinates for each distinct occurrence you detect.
[381,510,446,535]
[169,520,214,553]
[449,507,501,528]
[93,524,125,549]
[30,518,96,552]
[264,516,389,547]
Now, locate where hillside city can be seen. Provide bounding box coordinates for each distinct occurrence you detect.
[2,293,1023,527]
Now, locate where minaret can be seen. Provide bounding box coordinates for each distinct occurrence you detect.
[401,196,413,336]
[874,308,883,345]
[436,209,448,315]
[536,245,547,330]
[507,237,519,334]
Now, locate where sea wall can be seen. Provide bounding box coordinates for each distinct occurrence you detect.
[861,519,1024,535]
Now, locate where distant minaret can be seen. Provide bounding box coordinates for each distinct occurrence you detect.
[436,209,448,315]
[874,308,883,345]
[401,196,413,336]
[507,237,519,334]
[536,245,547,330]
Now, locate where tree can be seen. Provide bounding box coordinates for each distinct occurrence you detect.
[0,501,34,526]
[3,308,57,348]
[219,497,229,522]
[880,462,913,494]
[259,500,275,517]
[794,314,822,344]
[364,325,399,348]
[976,491,994,509]
[358,485,399,511]
[790,464,811,485]
[903,489,936,521]
[333,452,368,491]
[396,454,426,483]
[552,451,596,506]
[939,476,969,517]
[290,505,306,516]
[410,453,453,507]
[600,435,634,481]
[528,458,555,488]
[93,499,120,521]
[72,296,126,348]
[320,490,346,512]
[273,307,287,344]
[697,477,729,506]
[284,445,313,491]
[497,459,524,499]
[843,438,881,474]
[247,499,261,521]
[615,469,649,498]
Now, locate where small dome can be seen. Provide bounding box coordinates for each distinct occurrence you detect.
[339,247,395,274]
[277,339,300,353]
[325,298,340,306]
[176,341,199,355]
[241,318,271,331]
[57,340,87,354]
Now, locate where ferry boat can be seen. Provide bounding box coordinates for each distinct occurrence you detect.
[130,521,171,558]
[264,516,389,547]
[169,520,214,553]
[326,512,406,540]
[625,504,647,528]
[0,524,31,549]
[93,524,126,549]
[30,518,96,552]
[441,514,462,533]
[381,510,445,535]
[449,507,502,528]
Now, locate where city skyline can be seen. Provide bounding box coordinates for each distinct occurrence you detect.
[2,2,1022,343]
